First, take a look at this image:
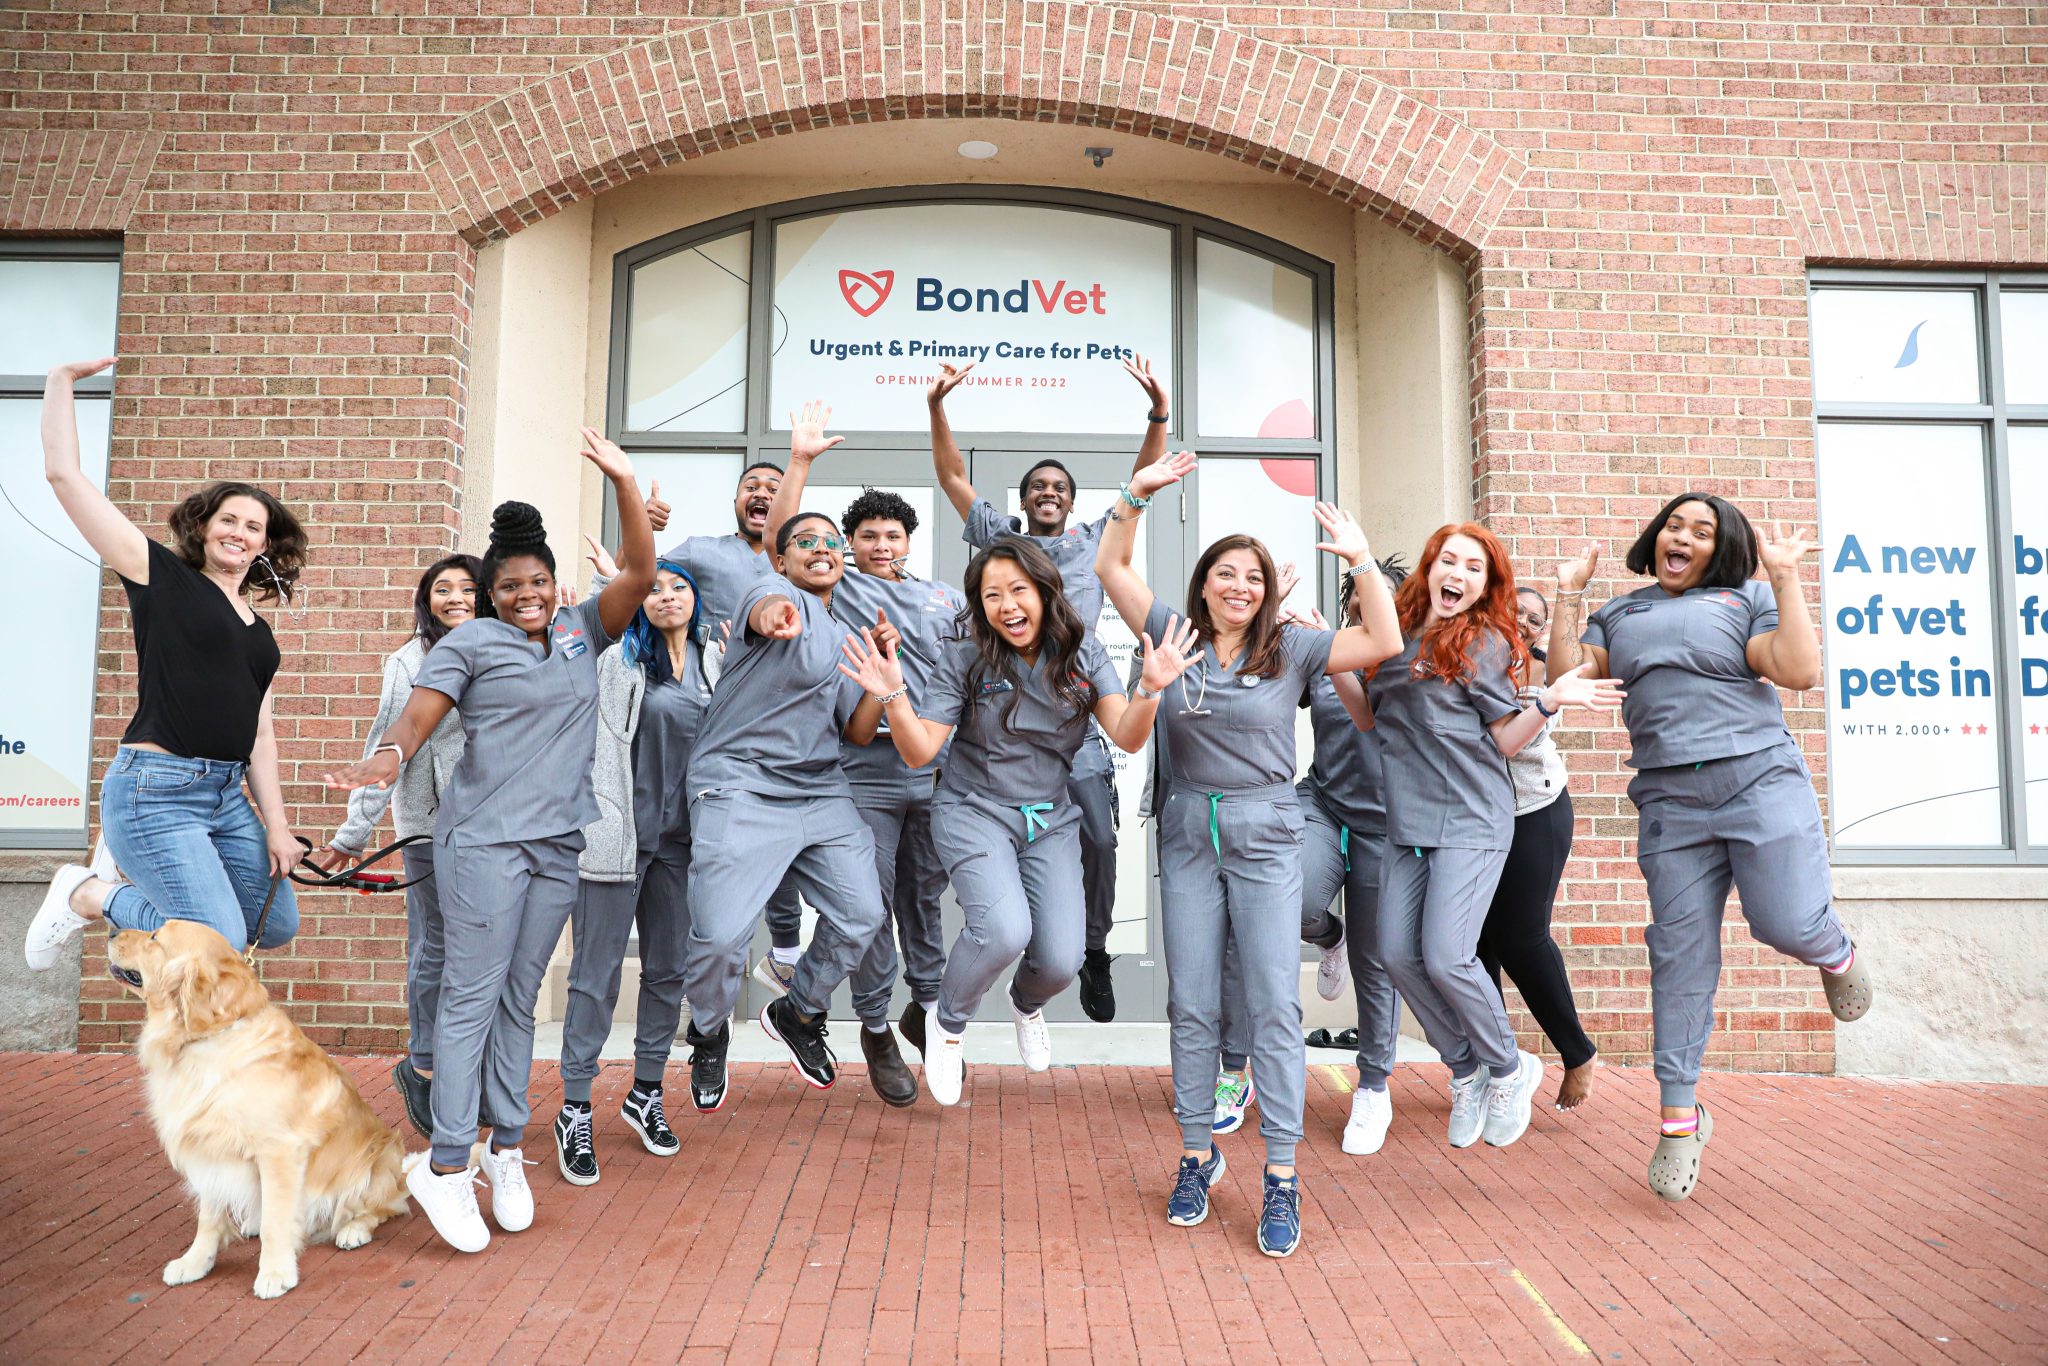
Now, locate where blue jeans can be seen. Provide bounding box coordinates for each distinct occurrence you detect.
[100,748,299,951]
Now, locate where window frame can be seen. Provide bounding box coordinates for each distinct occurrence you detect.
[0,237,123,850]
[1809,266,2048,866]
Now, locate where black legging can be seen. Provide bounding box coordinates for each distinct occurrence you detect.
[1478,790,1596,1070]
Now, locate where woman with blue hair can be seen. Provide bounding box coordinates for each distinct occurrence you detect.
[552,550,723,1186]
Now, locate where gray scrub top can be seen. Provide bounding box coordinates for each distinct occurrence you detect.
[924,633,1124,805]
[686,575,858,801]
[962,497,1109,635]
[829,568,965,781]
[1582,580,1789,770]
[1365,628,1523,851]
[415,598,613,846]
[1301,673,1387,839]
[1143,598,1335,793]
[631,644,715,848]
[659,532,772,636]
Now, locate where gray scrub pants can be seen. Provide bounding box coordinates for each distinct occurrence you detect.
[429,830,582,1169]
[401,842,443,1075]
[1631,740,1850,1109]
[1069,761,1119,954]
[1223,793,1402,1090]
[559,832,692,1104]
[929,793,1087,1034]
[683,790,887,1026]
[1378,842,1517,1080]
[1159,782,1307,1168]
[764,872,804,951]
[845,774,949,1024]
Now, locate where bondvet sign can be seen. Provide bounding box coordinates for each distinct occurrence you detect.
[770,203,1175,432]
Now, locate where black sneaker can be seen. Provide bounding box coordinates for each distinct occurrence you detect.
[760,996,837,1089]
[553,1105,599,1186]
[391,1059,432,1139]
[898,1000,928,1060]
[622,1086,680,1156]
[687,1021,730,1112]
[1078,949,1117,1023]
[859,1026,919,1108]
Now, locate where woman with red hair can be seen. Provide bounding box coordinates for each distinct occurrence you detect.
[1364,524,1621,1152]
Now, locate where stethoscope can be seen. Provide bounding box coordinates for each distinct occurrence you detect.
[1176,638,1262,718]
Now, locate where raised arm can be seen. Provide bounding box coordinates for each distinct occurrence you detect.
[766,400,845,550]
[1093,615,1199,752]
[323,686,457,793]
[837,628,952,768]
[1094,449,1196,637]
[928,363,979,519]
[1312,504,1403,673]
[1744,523,1823,692]
[42,358,148,582]
[580,427,656,638]
[1546,543,1607,684]
[1487,663,1625,758]
[1122,354,1170,479]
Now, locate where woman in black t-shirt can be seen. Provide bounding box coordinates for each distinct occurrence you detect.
[25,356,311,972]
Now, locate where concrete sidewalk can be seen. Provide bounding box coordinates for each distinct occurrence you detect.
[0,1051,2040,1363]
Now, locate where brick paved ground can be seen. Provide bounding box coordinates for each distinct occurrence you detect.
[1,1052,2041,1364]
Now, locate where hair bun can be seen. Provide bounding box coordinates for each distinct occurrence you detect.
[488,501,549,556]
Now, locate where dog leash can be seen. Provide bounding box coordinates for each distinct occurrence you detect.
[237,835,434,967]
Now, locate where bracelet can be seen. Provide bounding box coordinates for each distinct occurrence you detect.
[1345,561,1379,579]
[1533,694,1558,718]
[1118,482,1152,509]
[1554,588,1585,598]
[1134,682,1161,700]
[1146,411,1169,424]
[373,743,404,764]
[871,687,907,706]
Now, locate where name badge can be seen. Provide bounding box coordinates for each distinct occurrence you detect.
[978,679,1014,695]
[554,625,588,659]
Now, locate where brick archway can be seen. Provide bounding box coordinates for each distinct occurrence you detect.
[410,1,1524,257]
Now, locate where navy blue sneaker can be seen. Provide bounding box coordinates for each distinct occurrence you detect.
[1257,1170,1302,1258]
[1166,1146,1227,1227]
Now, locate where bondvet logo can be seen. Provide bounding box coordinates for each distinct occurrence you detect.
[839,269,895,317]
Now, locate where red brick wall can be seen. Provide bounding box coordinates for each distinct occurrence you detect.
[4,1,2041,1064]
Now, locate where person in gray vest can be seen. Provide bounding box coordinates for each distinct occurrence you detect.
[838,537,1198,1105]
[647,462,811,998]
[552,554,722,1185]
[929,354,1172,1023]
[324,427,655,1255]
[1363,522,1620,1165]
[677,423,890,1112]
[762,424,967,1105]
[1096,448,1405,1259]
[1548,493,1872,1202]
[311,552,482,1139]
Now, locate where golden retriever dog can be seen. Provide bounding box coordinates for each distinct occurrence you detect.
[108,920,413,1299]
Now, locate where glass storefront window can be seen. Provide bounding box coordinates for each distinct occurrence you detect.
[2009,426,2048,847]
[0,258,120,375]
[2000,292,2048,405]
[1812,287,1981,405]
[624,230,751,433]
[1195,238,1317,439]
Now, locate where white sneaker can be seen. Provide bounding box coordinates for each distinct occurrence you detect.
[927,1022,967,1106]
[1010,997,1051,1072]
[1483,1051,1544,1148]
[482,1147,535,1232]
[89,837,123,884]
[1342,1085,1392,1156]
[1315,937,1348,1001]
[1446,1069,1487,1149]
[406,1159,491,1253]
[26,865,95,971]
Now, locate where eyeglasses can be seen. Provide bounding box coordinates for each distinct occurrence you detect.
[790,534,846,553]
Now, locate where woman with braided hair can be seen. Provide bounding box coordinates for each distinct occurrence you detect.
[325,428,654,1255]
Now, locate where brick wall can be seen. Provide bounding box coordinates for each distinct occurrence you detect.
[2,0,2041,1063]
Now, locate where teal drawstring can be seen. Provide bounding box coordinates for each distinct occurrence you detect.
[1340,826,1351,873]
[1019,802,1053,843]
[1208,792,1224,863]
[1413,847,1423,858]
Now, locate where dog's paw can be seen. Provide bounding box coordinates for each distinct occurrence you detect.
[162,1254,214,1287]
[334,1221,374,1251]
[251,1263,299,1299]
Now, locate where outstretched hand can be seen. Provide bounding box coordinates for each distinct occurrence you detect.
[49,357,116,384]
[583,534,619,581]
[1137,614,1202,693]
[837,626,907,697]
[790,400,845,463]
[1130,449,1197,501]
[759,599,802,641]
[1312,503,1371,563]
[928,361,976,405]
[1541,662,1626,712]
[1122,353,1168,415]
[1758,522,1815,579]
[579,425,633,481]
[323,751,400,793]
[1556,542,1600,593]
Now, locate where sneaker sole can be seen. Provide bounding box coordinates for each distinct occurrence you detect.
[622,1109,680,1157]
[553,1142,600,1187]
[751,959,795,997]
[405,1168,490,1254]
[759,1003,835,1089]
[690,1088,728,1114]
[1211,1113,1247,1136]
[1259,1231,1302,1258]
